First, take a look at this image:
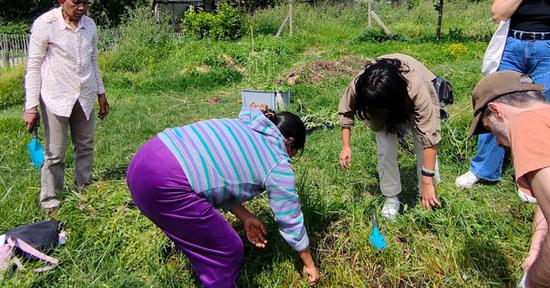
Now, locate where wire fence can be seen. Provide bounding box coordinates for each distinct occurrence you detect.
[0,28,184,69]
[0,33,29,69]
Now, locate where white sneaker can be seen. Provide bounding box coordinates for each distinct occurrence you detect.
[381,197,400,220]
[455,171,480,189]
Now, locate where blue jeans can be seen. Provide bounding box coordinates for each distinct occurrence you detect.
[470,37,550,181]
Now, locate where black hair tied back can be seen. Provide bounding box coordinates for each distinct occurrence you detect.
[266,111,306,152]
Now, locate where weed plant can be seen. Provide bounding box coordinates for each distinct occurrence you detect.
[182,1,245,40]
[0,1,533,287]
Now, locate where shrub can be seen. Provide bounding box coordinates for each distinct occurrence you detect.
[182,7,216,39]
[0,19,29,34]
[108,6,172,72]
[88,0,149,27]
[182,1,244,40]
[213,1,245,40]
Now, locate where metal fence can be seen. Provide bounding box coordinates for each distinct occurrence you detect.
[0,28,183,69]
[0,33,29,69]
[0,29,118,69]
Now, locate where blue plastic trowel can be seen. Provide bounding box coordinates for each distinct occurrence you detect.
[369,212,387,251]
[27,126,45,169]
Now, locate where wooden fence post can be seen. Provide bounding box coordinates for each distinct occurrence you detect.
[368,0,372,27]
[289,1,293,37]
[1,34,9,68]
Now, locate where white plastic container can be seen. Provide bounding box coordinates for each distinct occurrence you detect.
[241,89,291,110]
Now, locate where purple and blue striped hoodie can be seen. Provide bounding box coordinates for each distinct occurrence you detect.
[157,107,309,251]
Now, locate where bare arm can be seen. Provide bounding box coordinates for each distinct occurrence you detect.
[420,145,441,210]
[491,0,522,22]
[230,203,267,248]
[298,247,320,285]
[422,145,437,172]
[525,167,550,287]
[339,127,352,170]
[523,206,548,271]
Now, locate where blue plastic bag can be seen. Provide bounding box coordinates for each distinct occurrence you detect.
[27,127,44,169]
[369,213,387,251]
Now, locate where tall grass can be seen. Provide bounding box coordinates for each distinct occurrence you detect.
[0,1,533,287]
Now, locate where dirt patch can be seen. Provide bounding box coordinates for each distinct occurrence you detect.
[207,97,219,105]
[286,55,371,85]
[222,54,247,74]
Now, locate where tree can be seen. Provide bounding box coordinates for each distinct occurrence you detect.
[0,0,147,26]
[434,0,444,42]
[0,0,57,22]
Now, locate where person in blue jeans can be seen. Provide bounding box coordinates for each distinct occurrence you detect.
[456,0,550,189]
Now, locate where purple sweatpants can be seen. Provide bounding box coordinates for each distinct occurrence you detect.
[126,136,244,288]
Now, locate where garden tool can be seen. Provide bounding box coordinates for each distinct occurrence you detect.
[27,126,44,169]
[369,212,387,251]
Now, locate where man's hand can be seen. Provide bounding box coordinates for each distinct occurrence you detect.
[23,107,40,132]
[421,179,441,210]
[243,216,267,248]
[98,94,109,119]
[339,146,352,170]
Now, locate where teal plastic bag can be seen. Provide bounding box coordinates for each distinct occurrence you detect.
[27,127,44,169]
[369,213,387,251]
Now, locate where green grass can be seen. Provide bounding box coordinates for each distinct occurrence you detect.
[0,1,535,287]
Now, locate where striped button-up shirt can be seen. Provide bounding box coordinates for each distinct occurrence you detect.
[158,107,309,251]
[25,7,105,120]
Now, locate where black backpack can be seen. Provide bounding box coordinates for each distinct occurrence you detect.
[5,221,62,258]
[432,76,454,119]
[1,221,62,280]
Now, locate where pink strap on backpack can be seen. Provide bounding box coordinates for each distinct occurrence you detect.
[6,237,59,272]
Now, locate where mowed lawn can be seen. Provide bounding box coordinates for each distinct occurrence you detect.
[0,1,535,287]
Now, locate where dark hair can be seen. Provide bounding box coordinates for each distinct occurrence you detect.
[355,58,414,133]
[265,111,306,151]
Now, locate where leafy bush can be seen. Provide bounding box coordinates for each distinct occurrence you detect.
[108,6,172,72]
[0,66,24,109]
[213,1,245,40]
[88,0,148,27]
[0,19,29,34]
[182,7,216,39]
[182,1,244,40]
[0,0,55,22]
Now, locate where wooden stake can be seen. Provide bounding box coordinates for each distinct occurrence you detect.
[289,2,293,37]
[368,0,371,27]
[370,11,391,35]
[275,14,289,37]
